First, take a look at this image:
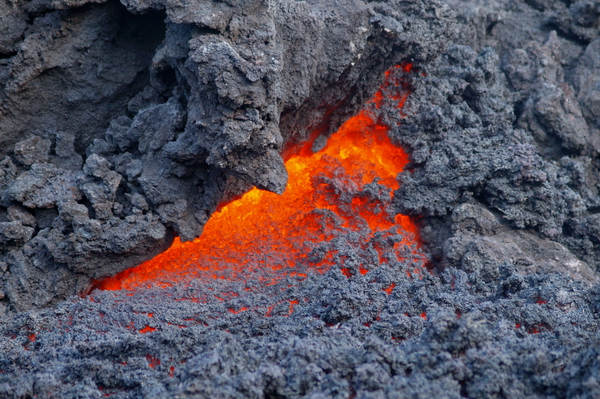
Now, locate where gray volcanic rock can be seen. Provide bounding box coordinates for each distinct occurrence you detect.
[0,0,453,309]
[1,0,600,398]
[389,2,600,276]
[0,256,598,398]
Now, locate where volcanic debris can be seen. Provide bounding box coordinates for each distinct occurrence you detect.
[0,0,600,398]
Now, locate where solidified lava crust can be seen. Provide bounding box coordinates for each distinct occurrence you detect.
[1,0,600,398]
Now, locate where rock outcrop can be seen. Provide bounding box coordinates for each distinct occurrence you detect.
[0,0,452,309]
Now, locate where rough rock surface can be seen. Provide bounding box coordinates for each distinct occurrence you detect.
[2,262,599,399]
[0,0,452,309]
[1,0,600,398]
[394,0,600,277]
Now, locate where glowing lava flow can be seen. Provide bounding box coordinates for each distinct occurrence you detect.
[97,64,423,291]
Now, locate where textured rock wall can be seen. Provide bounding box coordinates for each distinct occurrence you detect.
[1,0,600,398]
[0,0,451,310]
[391,0,600,283]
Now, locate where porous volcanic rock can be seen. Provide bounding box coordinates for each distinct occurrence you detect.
[1,0,600,398]
[393,0,600,279]
[0,0,452,310]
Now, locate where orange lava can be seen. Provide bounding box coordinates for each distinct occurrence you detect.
[96,64,422,291]
[146,355,160,368]
[383,283,396,295]
[139,325,156,334]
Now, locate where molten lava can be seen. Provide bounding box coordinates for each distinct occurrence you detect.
[97,64,423,291]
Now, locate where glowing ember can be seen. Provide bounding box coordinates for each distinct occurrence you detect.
[96,64,423,291]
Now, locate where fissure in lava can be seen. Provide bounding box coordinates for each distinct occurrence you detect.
[95,64,425,291]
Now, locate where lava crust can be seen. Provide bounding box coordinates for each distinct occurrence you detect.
[1,0,600,398]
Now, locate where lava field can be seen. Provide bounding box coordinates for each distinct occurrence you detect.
[1,0,600,398]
